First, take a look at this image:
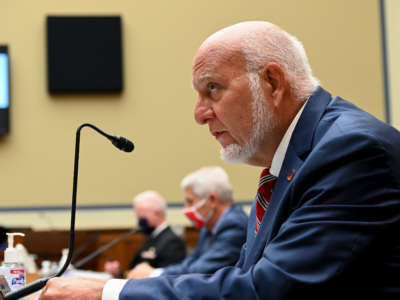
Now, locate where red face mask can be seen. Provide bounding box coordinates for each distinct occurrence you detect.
[183,198,213,229]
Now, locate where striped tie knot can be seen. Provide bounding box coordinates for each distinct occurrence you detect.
[255,168,277,233]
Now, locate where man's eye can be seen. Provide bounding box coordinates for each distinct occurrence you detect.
[208,83,217,92]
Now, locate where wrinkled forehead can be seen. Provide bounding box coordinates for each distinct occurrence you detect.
[192,44,246,88]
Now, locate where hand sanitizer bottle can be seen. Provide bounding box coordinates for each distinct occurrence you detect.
[0,233,26,299]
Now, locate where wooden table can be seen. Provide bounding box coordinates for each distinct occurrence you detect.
[26,273,41,300]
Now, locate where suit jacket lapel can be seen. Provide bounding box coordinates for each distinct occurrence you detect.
[243,152,303,270]
[291,87,333,157]
[243,87,333,270]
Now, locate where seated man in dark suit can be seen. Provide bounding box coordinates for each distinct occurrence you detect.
[128,166,248,279]
[104,191,186,277]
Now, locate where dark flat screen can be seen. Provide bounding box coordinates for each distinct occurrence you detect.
[47,16,123,93]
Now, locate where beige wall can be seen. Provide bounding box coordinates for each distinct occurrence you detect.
[0,0,384,218]
[385,0,400,129]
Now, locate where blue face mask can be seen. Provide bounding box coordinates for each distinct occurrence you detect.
[138,218,155,235]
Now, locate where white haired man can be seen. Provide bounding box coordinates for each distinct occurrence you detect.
[104,191,186,278]
[128,167,247,279]
[39,21,400,300]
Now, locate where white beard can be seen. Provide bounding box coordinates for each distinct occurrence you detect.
[221,143,252,164]
[221,72,274,164]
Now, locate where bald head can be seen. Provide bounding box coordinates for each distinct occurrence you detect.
[134,190,166,210]
[194,21,318,101]
[133,191,167,228]
[199,21,279,50]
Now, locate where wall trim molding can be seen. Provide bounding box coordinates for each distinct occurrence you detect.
[0,201,254,213]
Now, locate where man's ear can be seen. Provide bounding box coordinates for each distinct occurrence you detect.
[261,63,286,106]
[155,209,164,219]
[208,192,218,207]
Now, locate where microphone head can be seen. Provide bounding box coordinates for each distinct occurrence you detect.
[111,136,134,152]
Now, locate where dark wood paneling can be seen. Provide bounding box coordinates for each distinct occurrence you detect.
[5,227,199,272]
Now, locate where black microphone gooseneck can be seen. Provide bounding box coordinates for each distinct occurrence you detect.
[74,228,140,269]
[4,123,134,300]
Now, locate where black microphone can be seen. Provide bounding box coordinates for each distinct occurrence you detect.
[78,123,134,153]
[109,136,134,152]
[4,123,134,300]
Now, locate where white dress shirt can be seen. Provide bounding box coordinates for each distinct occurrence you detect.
[269,100,307,177]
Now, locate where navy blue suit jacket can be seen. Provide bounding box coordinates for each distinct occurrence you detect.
[162,204,247,275]
[120,87,400,299]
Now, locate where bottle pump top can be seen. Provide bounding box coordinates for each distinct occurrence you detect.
[4,232,25,263]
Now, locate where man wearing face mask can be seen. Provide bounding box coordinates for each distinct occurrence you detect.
[128,166,248,279]
[104,191,186,278]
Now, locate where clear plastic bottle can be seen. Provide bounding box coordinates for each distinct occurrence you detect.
[58,248,69,271]
[16,243,37,273]
[39,260,52,278]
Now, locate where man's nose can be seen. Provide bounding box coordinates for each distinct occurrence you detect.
[194,99,215,125]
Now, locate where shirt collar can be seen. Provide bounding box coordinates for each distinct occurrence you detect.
[151,221,168,238]
[270,100,308,177]
[211,205,232,235]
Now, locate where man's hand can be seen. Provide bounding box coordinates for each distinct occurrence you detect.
[126,262,154,279]
[38,277,106,300]
[104,260,121,278]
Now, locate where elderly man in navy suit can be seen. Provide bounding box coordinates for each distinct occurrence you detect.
[127,166,247,279]
[39,21,400,300]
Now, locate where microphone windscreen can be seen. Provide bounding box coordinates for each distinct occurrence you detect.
[112,136,134,152]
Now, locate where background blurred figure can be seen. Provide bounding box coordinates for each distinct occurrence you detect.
[104,191,186,278]
[129,166,248,279]
[0,226,7,252]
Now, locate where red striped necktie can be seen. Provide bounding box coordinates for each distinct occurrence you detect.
[255,168,277,233]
